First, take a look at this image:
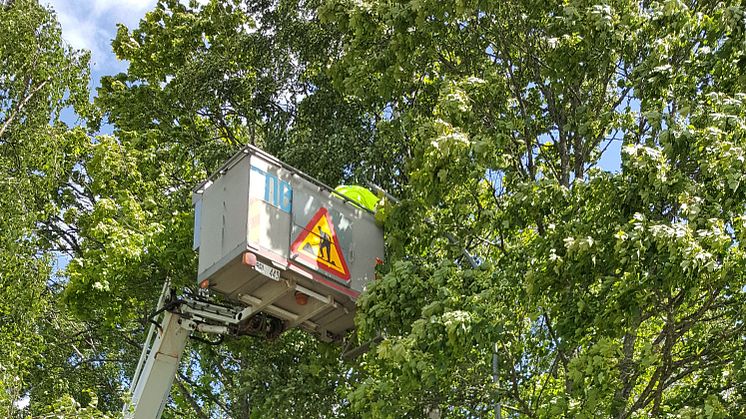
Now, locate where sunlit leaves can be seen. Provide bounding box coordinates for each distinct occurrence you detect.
[326,0,746,416]
[0,0,92,416]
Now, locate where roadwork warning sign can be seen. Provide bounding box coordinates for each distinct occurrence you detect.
[290,207,350,281]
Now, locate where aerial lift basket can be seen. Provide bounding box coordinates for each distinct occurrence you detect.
[192,145,384,342]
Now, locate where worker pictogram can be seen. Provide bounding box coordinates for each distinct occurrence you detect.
[290,207,350,281]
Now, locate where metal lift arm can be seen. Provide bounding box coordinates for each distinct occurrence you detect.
[125,311,190,419]
[123,286,243,419]
[123,263,353,418]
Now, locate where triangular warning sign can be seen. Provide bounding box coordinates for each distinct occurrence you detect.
[290,207,351,281]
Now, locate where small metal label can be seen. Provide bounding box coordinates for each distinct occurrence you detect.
[255,261,280,281]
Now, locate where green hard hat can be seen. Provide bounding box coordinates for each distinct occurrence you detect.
[333,185,379,211]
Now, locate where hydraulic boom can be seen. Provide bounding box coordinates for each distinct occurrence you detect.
[123,285,250,418]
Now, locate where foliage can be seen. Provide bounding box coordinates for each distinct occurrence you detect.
[0,0,90,416]
[4,0,746,417]
[34,393,116,419]
[54,0,391,417]
[321,0,746,416]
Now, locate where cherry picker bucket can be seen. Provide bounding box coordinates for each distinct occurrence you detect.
[192,145,384,341]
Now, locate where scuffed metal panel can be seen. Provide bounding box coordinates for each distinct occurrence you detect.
[196,156,250,278]
[290,180,381,293]
[247,154,293,262]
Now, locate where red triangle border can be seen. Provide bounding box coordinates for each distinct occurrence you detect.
[290,207,351,281]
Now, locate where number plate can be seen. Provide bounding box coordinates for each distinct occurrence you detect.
[255,261,280,281]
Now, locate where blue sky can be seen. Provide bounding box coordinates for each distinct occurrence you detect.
[46,0,157,78]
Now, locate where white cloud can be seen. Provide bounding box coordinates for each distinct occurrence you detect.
[52,8,103,55]
[90,0,155,15]
[44,0,158,72]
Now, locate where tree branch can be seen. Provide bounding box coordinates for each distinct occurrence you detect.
[0,78,50,139]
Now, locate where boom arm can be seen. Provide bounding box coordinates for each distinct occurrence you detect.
[123,266,353,417]
[123,288,246,419]
[125,311,190,419]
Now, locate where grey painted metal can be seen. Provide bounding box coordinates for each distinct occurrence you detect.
[124,290,247,419]
[128,279,171,395]
[124,311,190,419]
[290,173,382,290]
[493,342,501,419]
[193,145,384,341]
